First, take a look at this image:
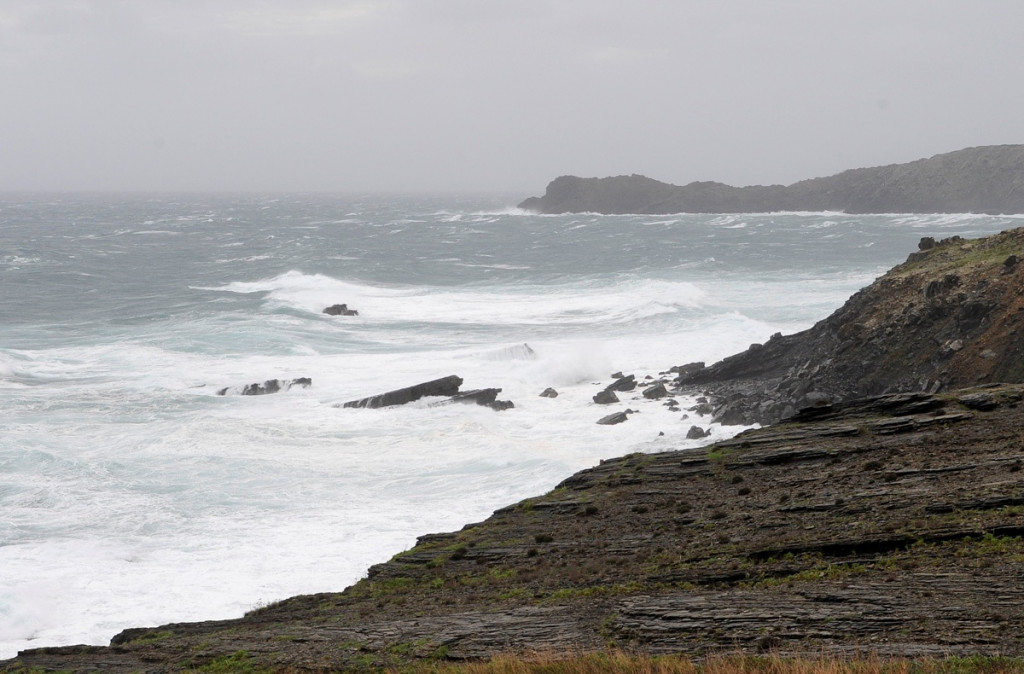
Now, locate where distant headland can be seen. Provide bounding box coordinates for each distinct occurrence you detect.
[519,145,1024,215]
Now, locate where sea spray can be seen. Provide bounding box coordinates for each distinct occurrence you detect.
[1,193,1020,657]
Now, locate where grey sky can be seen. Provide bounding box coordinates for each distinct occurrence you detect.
[1,1,1021,193]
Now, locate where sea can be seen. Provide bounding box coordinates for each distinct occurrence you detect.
[1,192,1020,657]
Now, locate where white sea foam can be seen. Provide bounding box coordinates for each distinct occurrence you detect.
[3,197,1017,659]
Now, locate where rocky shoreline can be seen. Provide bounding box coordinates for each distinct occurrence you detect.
[6,227,1024,672]
[7,384,1024,671]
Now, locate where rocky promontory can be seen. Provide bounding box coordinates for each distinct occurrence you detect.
[676,227,1024,426]
[519,145,1024,214]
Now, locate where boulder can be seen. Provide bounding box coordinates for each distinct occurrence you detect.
[597,410,631,425]
[605,374,637,392]
[593,390,620,405]
[539,388,559,398]
[324,304,359,316]
[686,425,711,440]
[642,382,668,399]
[342,375,463,409]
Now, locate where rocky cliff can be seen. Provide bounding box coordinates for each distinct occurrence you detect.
[677,227,1024,426]
[519,145,1024,214]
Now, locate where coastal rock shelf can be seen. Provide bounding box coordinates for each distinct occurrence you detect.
[9,384,1024,671]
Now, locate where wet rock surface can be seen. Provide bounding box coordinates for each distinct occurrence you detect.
[10,384,1024,671]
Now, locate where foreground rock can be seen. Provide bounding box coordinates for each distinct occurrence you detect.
[519,145,1024,215]
[9,384,1024,671]
[675,227,1024,426]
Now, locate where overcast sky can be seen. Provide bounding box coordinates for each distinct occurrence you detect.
[1,1,1022,194]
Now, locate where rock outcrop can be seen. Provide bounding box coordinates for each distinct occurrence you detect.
[675,227,1024,425]
[519,145,1024,214]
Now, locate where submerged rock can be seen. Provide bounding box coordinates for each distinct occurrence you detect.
[217,377,312,396]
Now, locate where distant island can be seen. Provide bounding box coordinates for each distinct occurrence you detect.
[519,144,1024,215]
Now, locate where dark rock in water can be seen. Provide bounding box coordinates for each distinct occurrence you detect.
[611,371,624,379]
[449,389,516,411]
[540,388,559,398]
[430,387,516,412]
[605,374,637,392]
[250,380,281,395]
[343,375,463,409]
[324,303,359,316]
[686,425,711,439]
[449,388,501,406]
[218,377,312,396]
[642,382,668,399]
[593,390,620,405]
[597,411,630,425]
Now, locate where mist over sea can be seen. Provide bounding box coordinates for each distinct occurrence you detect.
[1,193,1019,656]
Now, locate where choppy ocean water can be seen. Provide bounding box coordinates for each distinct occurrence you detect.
[1,192,1020,656]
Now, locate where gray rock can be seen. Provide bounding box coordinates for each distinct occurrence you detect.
[686,425,711,440]
[343,375,463,409]
[218,377,312,396]
[540,388,559,398]
[597,411,631,425]
[605,374,637,392]
[642,382,669,399]
[323,303,358,316]
[593,390,620,405]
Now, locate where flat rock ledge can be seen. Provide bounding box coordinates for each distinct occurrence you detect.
[8,384,1024,672]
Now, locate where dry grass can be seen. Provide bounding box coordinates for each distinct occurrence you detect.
[403,651,1024,674]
